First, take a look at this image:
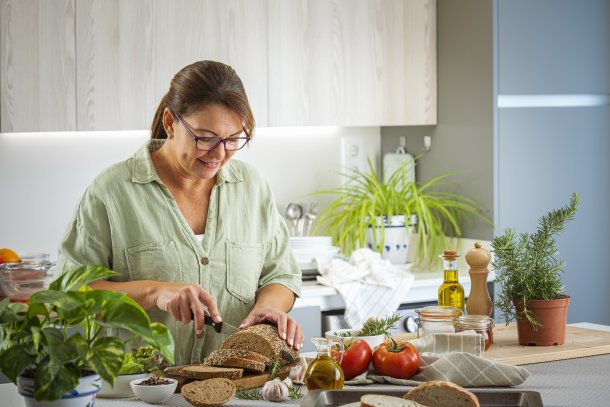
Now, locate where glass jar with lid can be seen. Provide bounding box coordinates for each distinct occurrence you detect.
[456,315,495,350]
[415,306,463,338]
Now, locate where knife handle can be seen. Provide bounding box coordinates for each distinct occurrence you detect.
[204,313,223,333]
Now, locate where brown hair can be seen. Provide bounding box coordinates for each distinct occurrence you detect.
[151,60,255,140]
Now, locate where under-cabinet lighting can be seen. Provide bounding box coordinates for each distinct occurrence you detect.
[498,94,610,108]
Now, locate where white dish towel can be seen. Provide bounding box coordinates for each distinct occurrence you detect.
[315,248,415,328]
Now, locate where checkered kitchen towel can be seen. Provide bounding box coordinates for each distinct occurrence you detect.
[348,331,530,387]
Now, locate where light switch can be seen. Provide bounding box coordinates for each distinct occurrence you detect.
[341,136,366,184]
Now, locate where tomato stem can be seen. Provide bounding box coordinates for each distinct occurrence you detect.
[387,336,406,352]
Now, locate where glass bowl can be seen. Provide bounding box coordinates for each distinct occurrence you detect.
[0,261,56,302]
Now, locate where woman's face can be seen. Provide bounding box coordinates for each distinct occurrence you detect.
[166,104,244,181]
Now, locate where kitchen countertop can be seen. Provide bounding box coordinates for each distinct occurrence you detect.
[1,323,609,406]
[295,268,496,311]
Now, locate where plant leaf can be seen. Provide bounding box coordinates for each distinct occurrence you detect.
[34,357,79,401]
[87,336,125,385]
[0,345,34,383]
[49,265,118,292]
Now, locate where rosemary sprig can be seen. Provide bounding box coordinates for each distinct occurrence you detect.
[269,359,284,379]
[288,385,303,399]
[358,313,401,337]
[235,387,263,400]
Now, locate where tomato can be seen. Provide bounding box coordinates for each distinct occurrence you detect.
[372,338,420,379]
[331,338,372,380]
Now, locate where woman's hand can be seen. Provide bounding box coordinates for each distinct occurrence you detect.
[241,306,304,351]
[151,281,221,338]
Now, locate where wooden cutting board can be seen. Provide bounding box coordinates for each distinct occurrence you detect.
[483,324,610,365]
[392,324,610,366]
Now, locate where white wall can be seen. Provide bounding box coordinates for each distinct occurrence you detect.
[0,128,380,259]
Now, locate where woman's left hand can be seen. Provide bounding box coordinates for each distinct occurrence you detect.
[240,306,304,351]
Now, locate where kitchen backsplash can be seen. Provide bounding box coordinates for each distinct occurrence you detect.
[0,127,380,258]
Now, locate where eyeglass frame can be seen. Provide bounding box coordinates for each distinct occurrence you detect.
[174,114,250,151]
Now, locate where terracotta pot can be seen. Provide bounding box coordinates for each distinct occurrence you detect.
[513,295,570,346]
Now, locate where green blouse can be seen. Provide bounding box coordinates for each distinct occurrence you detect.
[57,140,301,365]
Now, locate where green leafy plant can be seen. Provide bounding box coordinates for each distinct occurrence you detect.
[314,159,489,266]
[0,265,175,401]
[332,314,401,338]
[119,345,169,376]
[492,192,580,328]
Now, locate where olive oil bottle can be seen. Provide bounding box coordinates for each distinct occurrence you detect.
[438,250,465,312]
[305,337,344,390]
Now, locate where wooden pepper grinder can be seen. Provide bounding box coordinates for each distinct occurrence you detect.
[465,242,493,316]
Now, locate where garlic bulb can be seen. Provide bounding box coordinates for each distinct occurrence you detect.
[261,378,289,402]
[289,356,307,384]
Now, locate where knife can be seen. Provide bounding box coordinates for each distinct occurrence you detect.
[203,314,240,335]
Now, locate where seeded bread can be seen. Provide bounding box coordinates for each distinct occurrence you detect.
[360,394,427,407]
[402,381,479,407]
[182,378,236,407]
[220,323,299,362]
[180,366,243,380]
[204,356,265,374]
[204,349,272,367]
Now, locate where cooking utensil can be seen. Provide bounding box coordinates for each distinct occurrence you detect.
[303,203,318,236]
[281,349,296,363]
[204,314,240,335]
[285,203,304,236]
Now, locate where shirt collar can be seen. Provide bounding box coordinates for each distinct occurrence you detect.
[131,139,243,185]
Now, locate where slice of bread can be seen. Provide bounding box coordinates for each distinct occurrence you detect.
[181,378,236,407]
[360,394,427,407]
[205,357,265,374]
[403,381,480,407]
[180,365,243,380]
[203,349,272,368]
[220,323,299,362]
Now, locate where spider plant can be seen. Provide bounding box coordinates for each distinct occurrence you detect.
[313,158,489,267]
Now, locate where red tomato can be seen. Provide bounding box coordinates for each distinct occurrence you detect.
[331,339,373,380]
[372,339,420,379]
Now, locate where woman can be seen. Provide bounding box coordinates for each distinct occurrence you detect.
[57,61,303,365]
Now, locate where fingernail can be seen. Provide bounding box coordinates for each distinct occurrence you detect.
[215,315,222,322]
[299,342,304,349]
[239,323,245,329]
[196,329,202,337]
[288,338,293,346]
[280,332,286,340]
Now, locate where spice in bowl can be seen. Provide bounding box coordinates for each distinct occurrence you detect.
[130,377,178,403]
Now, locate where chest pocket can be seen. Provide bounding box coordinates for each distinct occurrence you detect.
[226,241,264,303]
[125,241,183,281]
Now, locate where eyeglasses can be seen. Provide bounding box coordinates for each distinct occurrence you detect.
[176,115,250,151]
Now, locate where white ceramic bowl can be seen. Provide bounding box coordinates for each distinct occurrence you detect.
[130,377,178,404]
[325,329,386,351]
[98,372,150,398]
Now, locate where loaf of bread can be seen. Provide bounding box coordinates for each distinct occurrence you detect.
[219,323,299,362]
[181,378,236,407]
[203,349,272,367]
[402,380,480,407]
[360,394,428,406]
[180,365,243,380]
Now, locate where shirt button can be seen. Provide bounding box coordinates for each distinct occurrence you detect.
[201,257,209,265]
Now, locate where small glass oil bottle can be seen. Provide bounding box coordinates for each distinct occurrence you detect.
[438,250,465,312]
[304,337,344,390]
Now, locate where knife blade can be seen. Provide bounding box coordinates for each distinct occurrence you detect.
[203,314,240,335]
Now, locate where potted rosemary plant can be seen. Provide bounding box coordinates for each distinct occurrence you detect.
[492,192,580,346]
[314,159,488,266]
[0,265,174,405]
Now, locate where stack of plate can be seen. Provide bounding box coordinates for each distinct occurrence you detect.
[290,236,341,274]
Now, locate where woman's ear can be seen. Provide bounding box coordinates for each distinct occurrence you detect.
[162,107,176,138]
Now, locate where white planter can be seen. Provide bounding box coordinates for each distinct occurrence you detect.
[365,215,416,265]
[18,373,101,407]
[98,372,150,398]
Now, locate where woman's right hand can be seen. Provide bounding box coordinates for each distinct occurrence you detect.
[151,281,221,337]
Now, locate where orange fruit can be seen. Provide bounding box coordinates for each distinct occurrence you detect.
[0,248,21,263]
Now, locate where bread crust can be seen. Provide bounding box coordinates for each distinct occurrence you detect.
[219,323,299,362]
[180,365,243,380]
[402,380,480,407]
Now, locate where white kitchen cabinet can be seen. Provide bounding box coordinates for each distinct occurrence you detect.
[0,0,76,132]
[268,0,436,126]
[75,0,268,130]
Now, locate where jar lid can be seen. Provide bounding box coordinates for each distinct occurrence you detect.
[416,306,463,318]
[457,315,494,327]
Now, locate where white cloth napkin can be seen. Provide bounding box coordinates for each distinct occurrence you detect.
[315,249,415,328]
